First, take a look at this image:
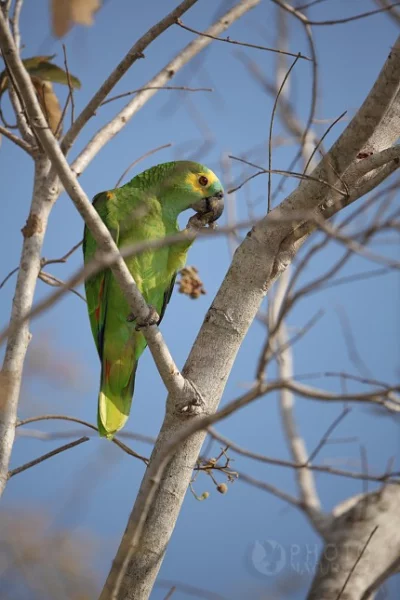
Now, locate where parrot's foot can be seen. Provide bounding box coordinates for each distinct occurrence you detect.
[175,381,206,416]
[127,305,160,330]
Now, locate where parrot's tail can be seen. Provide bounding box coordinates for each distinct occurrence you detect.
[97,359,137,439]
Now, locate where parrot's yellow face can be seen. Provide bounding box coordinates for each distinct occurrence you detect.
[185,168,220,196]
[178,162,224,224]
[140,160,224,223]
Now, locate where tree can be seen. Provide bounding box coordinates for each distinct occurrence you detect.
[0,1,399,599]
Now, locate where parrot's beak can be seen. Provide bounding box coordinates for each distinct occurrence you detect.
[191,191,224,224]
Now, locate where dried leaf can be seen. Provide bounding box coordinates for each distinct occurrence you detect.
[51,0,101,37]
[71,0,101,25]
[176,266,206,299]
[51,0,70,37]
[22,54,56,70]
[0,55,80,101]
[28,61,81,89]
[31,77,63,137]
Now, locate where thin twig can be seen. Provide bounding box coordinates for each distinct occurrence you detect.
[16,414,149,464]
[72,0,263,176]
[114,143,172,187]
[163,587,176,600]
[8,436,89,478]
[38,270,86,302]
[41,239,83,267]
[268,54,301,211]
[0,266,19,289]
[272,0,400,26]
[228,155,348,197]
[0,124,33,152]
[307,407,351,464]
[303,111,347,175]
[157,580,229,600]
[176,18,311,61]
[102,87,212,107]
[336,526,379,600]
[60,0,200,155]
[62,44,75,126]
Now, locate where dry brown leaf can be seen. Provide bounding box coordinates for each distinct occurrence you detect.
[51,0,70,37]
[71,0,101,25]
[31,76,62,137]
[51,0,101,38]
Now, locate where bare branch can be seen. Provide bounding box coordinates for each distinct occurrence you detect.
[102,86,213,107]
[40,239,83,268]
[236,469,302,507]
[16,414,149,464]
[0,219,258,346]
[0,13,190,412]
[271,270,326,533]
[0,123,33,152]
[208,427,400,484]
[303,111,347,175]
[272,0,400,26]
[307,406,352,464]
[99,37,400,593]
[10,0,23,50]
[375,0,400,25]
[176,18,311,61]
[308,487,400,599]
[8,436,89,478]
[60,0,200,155]
[268,55,301,211]
[38,270,86,302]
[0,265,19,289]
[114,143,172,187]
[72,0,262,175]
[62,43,75,128]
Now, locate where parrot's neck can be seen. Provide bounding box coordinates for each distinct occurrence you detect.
[158,189,195,224]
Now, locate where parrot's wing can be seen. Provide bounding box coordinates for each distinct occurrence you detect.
[83,192,119,358]
[158,272,177,324]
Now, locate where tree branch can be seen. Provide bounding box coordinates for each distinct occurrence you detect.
[0,10,191,415]
[60,0,200,155]
[100,34,400,600]
[0,123,33,152]
[71,0,262,175]
[307,487,400,599]
[8,436,89,478]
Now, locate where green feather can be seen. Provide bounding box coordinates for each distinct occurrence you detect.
[83,161,224,438]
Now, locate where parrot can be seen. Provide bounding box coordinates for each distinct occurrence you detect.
[83,161,224,439]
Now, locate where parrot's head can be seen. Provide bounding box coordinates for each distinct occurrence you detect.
[165,161,224,225]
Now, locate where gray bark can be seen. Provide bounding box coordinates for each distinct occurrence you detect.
[0,158,58,496]
[101,35,400,600]
[307,487,400,600]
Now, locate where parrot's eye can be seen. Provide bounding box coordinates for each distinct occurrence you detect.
[198,175,208,187]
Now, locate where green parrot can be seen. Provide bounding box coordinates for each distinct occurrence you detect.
[83,161,224,439]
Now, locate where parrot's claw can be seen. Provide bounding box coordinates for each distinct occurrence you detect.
[127,305,160,330]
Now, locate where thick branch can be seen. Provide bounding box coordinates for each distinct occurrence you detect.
[307,486,400,600]
[102,34,400,600]
[272,271,327,534]
[0,157,57,498]
[0,11,189,405]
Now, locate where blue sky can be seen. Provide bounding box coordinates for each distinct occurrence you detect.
[0,1,399,598]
